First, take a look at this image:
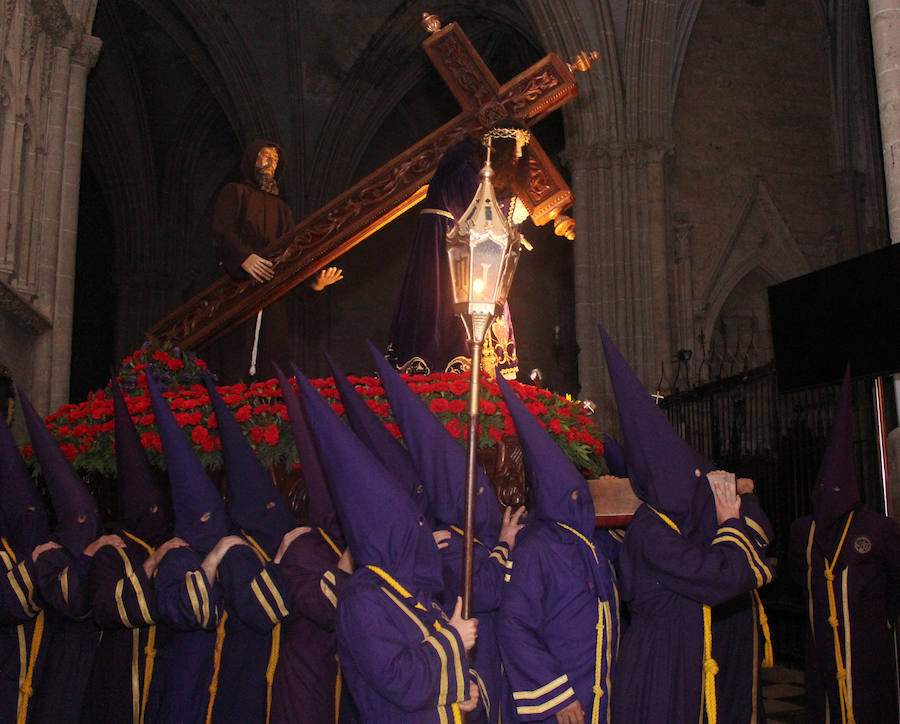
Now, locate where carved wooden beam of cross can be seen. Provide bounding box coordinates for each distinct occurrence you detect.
[146,13,598,351]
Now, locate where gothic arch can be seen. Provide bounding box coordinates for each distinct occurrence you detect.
[697,178,812,356]
[306,1,546,210]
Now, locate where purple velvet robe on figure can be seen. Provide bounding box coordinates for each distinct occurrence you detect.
[386,141,517,378]
[144,545,223,724]
[82,532,160,724]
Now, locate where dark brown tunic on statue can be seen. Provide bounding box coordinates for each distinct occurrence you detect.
[209,139,296,383]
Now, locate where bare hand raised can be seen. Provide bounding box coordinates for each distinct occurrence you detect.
[241,253,274,282]
[707,469,741,524]
[499,506,526,549]
[310,266,343,291]
[449,596,478,651]
[84,534,126,558]
[274,526,312,564]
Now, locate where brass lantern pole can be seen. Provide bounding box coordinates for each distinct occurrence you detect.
[446,133,526,620]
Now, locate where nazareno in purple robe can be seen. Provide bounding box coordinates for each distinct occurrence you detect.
[0,536,46,724]
[598,324,773,724]
[294,365,471,723]
[206,539,289,724]
[0,412,49,724]
[386,140,518,379]
[269,529,349,724]
[144,545,223,724]
[789,507,900,723]
[82,531,160,724]
[787,365,900,724]
[495,374,619,724]
[272,362,355,724]
[29,546,99,724]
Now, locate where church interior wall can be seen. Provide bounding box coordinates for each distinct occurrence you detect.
[670,0,886,384]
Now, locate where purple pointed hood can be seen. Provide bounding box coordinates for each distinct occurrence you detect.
[146,372,227,554]
[368,341,500,544]
[324,349,429,516]
[598,324,716,540]
[496,375,596,537]
[112,377,171,545]
[0,413,49,552]
[273,363,345,548]
[811,365,859,532]
[203,372,295,557]
[602,434,628,478]
[19,389,100,556]
[294,366,443,598]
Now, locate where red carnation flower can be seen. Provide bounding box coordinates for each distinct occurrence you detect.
[235,405,252,422]
[449,379,469,396]
[384,422,402,439]
[430,398,450,414]
[479,398,497,415]
[448,399,466,414]
[167,358,185,371]
[445,417,463,439]
[250,427,264,444]
[549,418,563,435]
[264,424,280,446]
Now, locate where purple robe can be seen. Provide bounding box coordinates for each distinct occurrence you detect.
[144,545,223,724]
[270,529,349,724]
[386,141,518,379]
[611,504,774,724]
[498,520,619,723]
[788,507,900,723]
[208,541,289,724]
[30,546,99,724]
[0,538,45,723]
[82,531,159,724]
[435,528,511,724]
[711,494,774,724]
[336,567,470,723]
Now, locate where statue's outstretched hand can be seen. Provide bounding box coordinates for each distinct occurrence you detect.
[242,253,274,282]
[310,266,344,291]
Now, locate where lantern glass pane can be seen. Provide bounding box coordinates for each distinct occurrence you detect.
[446,240,470,305]
[497,239,523,307]
[471,239,504,304]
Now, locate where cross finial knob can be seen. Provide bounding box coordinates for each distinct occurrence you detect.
[421,13,442,34]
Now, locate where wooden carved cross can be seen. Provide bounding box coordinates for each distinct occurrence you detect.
[147,13,597,351]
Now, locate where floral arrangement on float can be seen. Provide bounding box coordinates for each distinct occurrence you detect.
[23,343,607,481]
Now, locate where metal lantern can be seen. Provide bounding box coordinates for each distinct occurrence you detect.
[445,137,525,624]
[445,142,524,343]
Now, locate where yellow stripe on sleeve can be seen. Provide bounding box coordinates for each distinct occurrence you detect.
[516,687,576,715]
[260,569,289,618]
[250,579,279,625]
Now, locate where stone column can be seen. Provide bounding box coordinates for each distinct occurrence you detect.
[569,140,674,431]
[47,33,101,410]
[869,0,900,243]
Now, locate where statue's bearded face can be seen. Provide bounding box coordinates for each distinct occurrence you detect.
[255,147,279,177]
